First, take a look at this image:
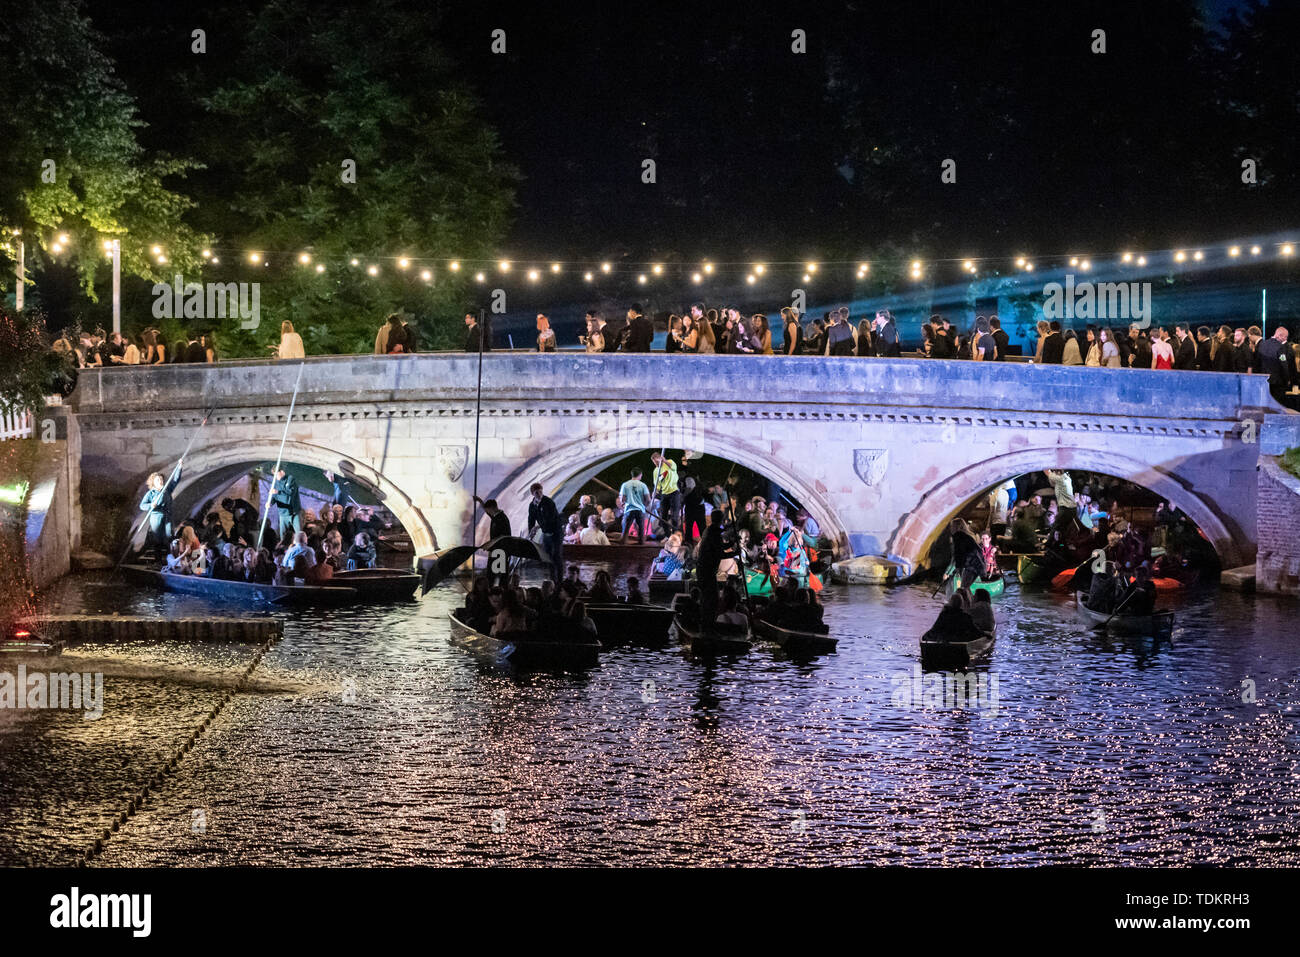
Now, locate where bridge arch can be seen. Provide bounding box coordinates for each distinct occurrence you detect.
[888,446,1242,572]
[127,438,437,554]
[480,423,854,555]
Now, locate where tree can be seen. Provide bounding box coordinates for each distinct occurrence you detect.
[175,0,519,355]
[0,308,67,417]
[0,0,208,306]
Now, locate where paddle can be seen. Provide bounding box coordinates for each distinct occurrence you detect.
[930,564,954,599]
[112,403,215,575]
[256,361,306,550]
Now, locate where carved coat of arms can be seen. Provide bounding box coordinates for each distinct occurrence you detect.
[437,445,469,482]
[853,448,889,487]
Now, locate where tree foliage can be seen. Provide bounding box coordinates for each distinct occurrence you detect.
[0,0,208,301]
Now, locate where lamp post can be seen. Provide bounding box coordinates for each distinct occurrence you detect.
[14,233,23,311]
[110,239,121,336]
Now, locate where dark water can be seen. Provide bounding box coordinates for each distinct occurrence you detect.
[2,563,1298,866]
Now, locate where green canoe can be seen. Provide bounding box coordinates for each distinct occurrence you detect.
[944,564,1007,600]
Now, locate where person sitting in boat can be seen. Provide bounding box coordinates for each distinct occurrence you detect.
[579,514,611,546]
[968,589,995,633]
[491,588,529,637]
[587,570,619,604]
[463,577,495,632]
[651,532,687,579]
[1121,566,1158,616]
[931,594,984,643]
[346,532,376,570]
[715,586,749,627]
[567,599,598,637]
[560,565,586,599]
[540,579,560,610]
[523,587,545,624]
[1086,560,1122,613]
[781,529,809,584]
[280,531,317,578]
[235,547,259,583]
[562,513,583,545]
[978,532,1001,581]
[793,587,826,630]
[625,576,647,605]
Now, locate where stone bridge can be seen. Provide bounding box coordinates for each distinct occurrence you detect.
[64,353,1292,573]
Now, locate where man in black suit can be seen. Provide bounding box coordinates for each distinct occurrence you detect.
[1173,324,1197,370]
[1256,327,1294,407]
[464,313,491,352]
[1231,328,1253,373]
[1195,326,1215,372]
[1246,325,1264,372]
[1041,321,1065,364]
[989,316,1009,361]
[622,304,654,352]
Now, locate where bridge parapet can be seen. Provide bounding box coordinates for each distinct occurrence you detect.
[69,353,1280,422]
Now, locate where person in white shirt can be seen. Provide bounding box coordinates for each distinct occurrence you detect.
[275,320,306,359]
[579,515,610,546]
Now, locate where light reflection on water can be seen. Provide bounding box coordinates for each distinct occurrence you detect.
[1,562,1297,866]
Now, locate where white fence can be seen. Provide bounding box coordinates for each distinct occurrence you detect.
[0,408,34,441]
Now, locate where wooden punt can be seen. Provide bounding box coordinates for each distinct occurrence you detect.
[122,564,357,605]
[750,616,838,654]
[919,625,996,669]
[448,610,601,669]
[671,613,752,656]
[583,602,675,644]
[1074,592,1175,637]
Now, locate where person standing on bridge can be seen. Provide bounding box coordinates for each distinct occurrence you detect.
[270,466,302,542]
[464,312,491,352]
[275,321,305,360]
[1173,325,1197,370]
[527,483,563,582]
[536,314,557,352]
[1256,326,1294,408]
[622,304,654,352]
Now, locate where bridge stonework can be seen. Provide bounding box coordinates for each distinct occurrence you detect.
[67,354,1288,573]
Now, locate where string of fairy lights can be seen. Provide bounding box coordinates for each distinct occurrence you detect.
[9,227,1300,289]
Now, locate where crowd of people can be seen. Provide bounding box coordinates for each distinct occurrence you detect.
[52,326,219,369]
[52,302,1300,412]
[459,566,644,639]
[138,462,392,586]
[945,467,1213,597]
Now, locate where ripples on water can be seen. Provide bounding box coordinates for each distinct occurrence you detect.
[1,563,1297,866]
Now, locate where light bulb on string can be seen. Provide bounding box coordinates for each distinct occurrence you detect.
[299,252,311,265]
[420,269,432,281]
[449,261,460,271]
[367,265,379,276]
[398,257,410,270]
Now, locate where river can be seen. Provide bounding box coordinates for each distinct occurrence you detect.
[1,562,1297,866]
